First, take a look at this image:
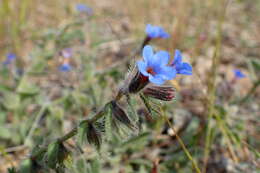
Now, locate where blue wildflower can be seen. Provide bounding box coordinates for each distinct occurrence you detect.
[145,24,170,39]
[3,53,16,65]
[61,48,72,59]
[137,45,176,85]
[170,50,192,75]
[59,63,72,72]
[76,4,93,15]
[233,69,246,79]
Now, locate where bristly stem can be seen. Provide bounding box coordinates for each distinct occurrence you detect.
[30,96,121,159]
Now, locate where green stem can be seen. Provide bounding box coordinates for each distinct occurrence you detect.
[161,108,201,173]
[24,105,48,146]
[203,0,228,172]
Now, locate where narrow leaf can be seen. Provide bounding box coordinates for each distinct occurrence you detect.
[105,106,113,141]
[78,122,89,145]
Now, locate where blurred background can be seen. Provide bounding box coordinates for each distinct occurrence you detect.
[0,0,259,172]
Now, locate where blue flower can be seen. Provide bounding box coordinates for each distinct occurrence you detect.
[61,48,72,58]
[3,53,16,65]
[145,24,170,39]
[76,4,93,15]
[59,63,72,72]
[137,45,176,85]
[170,50,192,75]
[233,69,246,79]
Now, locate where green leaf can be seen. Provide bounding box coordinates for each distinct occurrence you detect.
[46,142,60,169]
[49,106,64,120]
[3,92,20,110]
[7,167,18,173]
[17,78,39,95]
[19,159,33,173]
[121,132,150,149]
[89,158,100,173]
[0,126,12,139]
[78,122,89,145]
[251,58,260,72]
[28,58,47,74]
[57,143,72,170]
[128,158,153,169]
[76,158,88,173]
[139,94,160,120]
[63,154,73,169]
[72,91,90,106]
[126,95,139,124]
[0,112,7,124]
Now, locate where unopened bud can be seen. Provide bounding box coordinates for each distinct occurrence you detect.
[128,72,149,93]
[110,100,135,129]
[143,85,175,101]
[87,123,102,150]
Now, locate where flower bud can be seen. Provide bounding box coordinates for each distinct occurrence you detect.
[128,72,149,93]
[142,85,175,101]
[87,123,102,150]
[110,100,135,129]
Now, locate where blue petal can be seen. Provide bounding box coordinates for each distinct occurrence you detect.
[137,60,149,76]
[146,24,160,38]
[76,4,93,15]
[148,74,165,85]
[155,66,177,80]
[142,45,154,63]
[233,69,246,78]
[145,24,169,39]
[178,70,192,75]
[176,63,192,75]
[158,28,170,38]
[154,51,170,66]
[172,49,182,66]
[7,53,16,60]
[145,24,153,34]
[148,53,162,68]
[59,63,71,72]
[182,62,192,71]
[161,32,170,38]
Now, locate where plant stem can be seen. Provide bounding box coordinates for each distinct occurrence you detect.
[24,104,48,146]
[30,97,119,159]
[203,0,228,172]
[160,108,201,173]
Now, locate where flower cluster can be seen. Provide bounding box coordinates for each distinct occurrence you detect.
[76,3,93,15]
[137,45,192,85]
[59,48,72,72]
[3,53,16,65]
[145,24,170,39]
